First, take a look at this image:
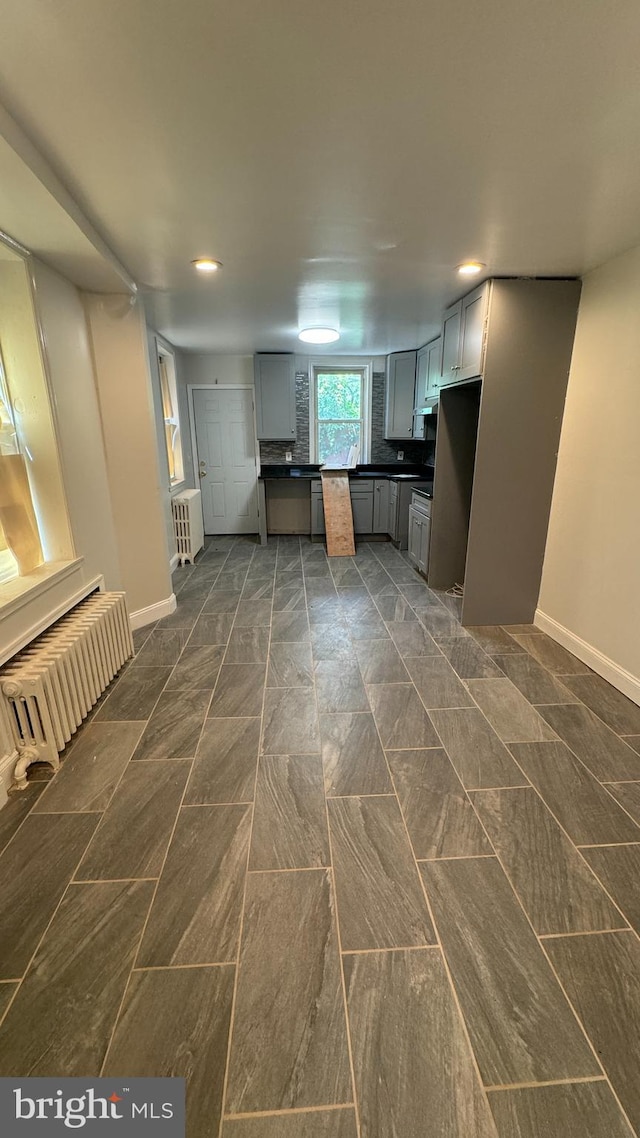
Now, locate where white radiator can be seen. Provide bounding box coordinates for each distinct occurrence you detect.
[172,488,204,565]
[1,591,133,790]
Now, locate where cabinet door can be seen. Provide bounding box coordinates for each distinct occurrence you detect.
[419,514,432,576]
[459,283,489,381]
[254,354,296,441]
[426,337,442,397]
[385,351,417,439]
[407,507,423,568]
[351,492,374,534]
[311,493,325,535]
[440,303,462,388]
[373,480,389,533]
[388,482,399,539]
[412,346,429,439]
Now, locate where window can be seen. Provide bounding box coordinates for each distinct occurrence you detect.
[311,364,371,464]
[158,346,184,486]
[0,344,35,584]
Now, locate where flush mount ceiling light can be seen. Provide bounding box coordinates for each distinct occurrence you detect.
[298,327,340,344]
[192,258,222,273]
[457,261,485,276]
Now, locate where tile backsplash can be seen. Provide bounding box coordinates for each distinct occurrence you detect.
[258,371,433,466]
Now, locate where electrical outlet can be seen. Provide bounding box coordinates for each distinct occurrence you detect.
[285,450,293,462]
[397,450,404,460]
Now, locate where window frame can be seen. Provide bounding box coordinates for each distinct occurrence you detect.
[308,359,372,464]
[157,342,185,489]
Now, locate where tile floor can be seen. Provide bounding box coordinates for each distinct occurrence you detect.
[1,534,640,1136]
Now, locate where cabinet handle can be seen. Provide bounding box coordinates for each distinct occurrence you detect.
[451,365,460,371]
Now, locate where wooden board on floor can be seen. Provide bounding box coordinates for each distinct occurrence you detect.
[321,471,356,557]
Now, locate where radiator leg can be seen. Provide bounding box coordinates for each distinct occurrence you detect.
[12,747,41,791]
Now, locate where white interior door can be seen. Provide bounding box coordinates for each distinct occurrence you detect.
[193,388,259,534]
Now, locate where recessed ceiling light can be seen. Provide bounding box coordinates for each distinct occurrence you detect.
[457,261,485,276]
[298,328,340,344]
[192,258,222,273]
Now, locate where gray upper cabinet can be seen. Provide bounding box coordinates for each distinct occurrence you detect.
[413,337,441,438]
[440,282,490,387]
[385,350,417,438]
[254,353,296,441]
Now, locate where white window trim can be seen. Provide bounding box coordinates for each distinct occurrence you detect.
[308,358,372,464]
[157,341,185,489]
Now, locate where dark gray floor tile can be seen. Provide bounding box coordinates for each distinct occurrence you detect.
[437,636,504,679]
[223,1110,358,1137]
[373,594,417,621]
[320,712,392,796]
[346,614,390,640]
[225,869,351,1113]
[537,704,640,781]
[607,780,640,823]
[104,964,234,1138]
[354,639,409,683]
[132,628,189,665]
[274,568,303,586]
[429,707,527,790]
[582,844,640,933]
[467,626,522,654]
[406,655,475,709]
[501,624,541,635]
[562,674,640,735]
[132,622,156,650]
[389,748,492,860]
[0,783,44,853]
[416,606,468,638]
[367,683,441,749]
[137,804,251,966]
[75,761,190,881]
[387,564,424,584]
[422,857,600,1085]
[270,610,310,643]
[472,788,626,934]
[189,613,235,645]
[387,619,441,655]
[156,598,203,630]
[165,644,225,690]
[225,626,270,664]
[337,586,375,614]
[306,577,338,599]
[467,678,559,742]
[345,948,497,1138]
[309,599,346,626]
[32,722,143,813]
[315,659,369,714]
[262,687,320,753]
[488,1082,634,1138]
[132,690,210,760]
[330,564,365,590]
[186,717,260,804]
[436,589,464,618]
[397,582,441,606]
[267,642,314,687]
[328,795,436,950]
[545,931,640,1134]
[241,578,274,600]
[234,599,273,627]
[250,755,330,870]
[0,983,17,1021]
[310,623,354,661]
[95,666,172,721]
[202,589,242,613]
[208,664,266,718]
[215,569,250,591]
[512,632,590,674]
[624,735,640,754]
[510,741,640,845]
[0,813,98,978]
[0,880,153,1074]
[492,653,579,704]
[272,584,306,611]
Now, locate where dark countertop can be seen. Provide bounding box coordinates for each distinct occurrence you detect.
[259,463,434,482]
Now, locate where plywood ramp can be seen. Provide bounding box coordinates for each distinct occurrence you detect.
[321,470,356,557]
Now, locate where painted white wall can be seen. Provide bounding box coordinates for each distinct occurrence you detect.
[31,259,122,587]
[181,352,254,386]
[83,294,174,619]
[538,242,640,698]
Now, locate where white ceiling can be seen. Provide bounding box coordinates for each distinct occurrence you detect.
[1,0,640,354]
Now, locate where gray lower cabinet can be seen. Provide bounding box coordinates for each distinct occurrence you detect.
[311,490,326,535]
[311,479,374,535]
[388,480,399,540]
[373,479,389,533]
[254,353,296,441]
[408,504,431,576]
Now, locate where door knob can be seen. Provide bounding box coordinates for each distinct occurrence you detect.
[199,469,207,478]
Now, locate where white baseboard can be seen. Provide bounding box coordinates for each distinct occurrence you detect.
[0,750,18,801]
[169,553,180,572]
[129,593,177,631]
[534,609,640,707]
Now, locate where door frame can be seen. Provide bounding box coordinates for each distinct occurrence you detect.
[187,383,261,533]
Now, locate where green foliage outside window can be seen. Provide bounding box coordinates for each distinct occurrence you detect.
[316,372,362,463]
